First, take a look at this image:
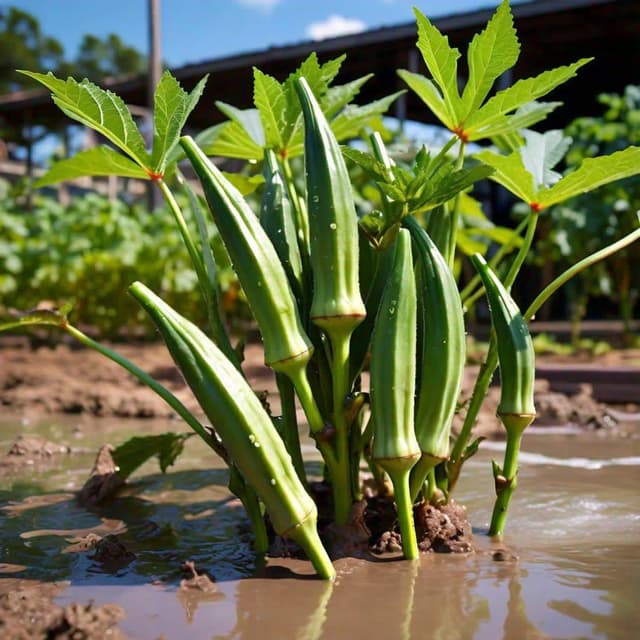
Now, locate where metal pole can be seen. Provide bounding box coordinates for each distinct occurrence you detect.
[148,0,162,210]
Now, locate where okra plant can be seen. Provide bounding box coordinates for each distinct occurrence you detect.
[3,1,640,576]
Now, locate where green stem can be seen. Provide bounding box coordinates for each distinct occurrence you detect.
[328,330,354,526]
[287,364,338,470]
[388,468,419,560]
[275,373,307,484]
[287,515,336,580]
[409,454,438,503]
[503,210,538,291]
[460,217,529,304]
[447,335,498,493]
[445,140,467,267]
[488,431,522,537]
[524,223,640,322]
[281,155,310,252]
[228,466,269,555]
[158,178,239,368]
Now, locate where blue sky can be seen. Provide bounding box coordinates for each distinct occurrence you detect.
[6,0,520,68]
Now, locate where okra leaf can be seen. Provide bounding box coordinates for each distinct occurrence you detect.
[475,149,536,204]
[396,70,452,130]
[253,68,286,149]
[34,146,149,187]
[0,305,71,333]
[413,7,462,125]
[216,102,266,147]
[321,75,371,119]
[151,71,208,174]
[456,233,488,256]
[112,433,193,478]
[205,119,264,160]
[19,70,150,171]
[537,146,640,208]
[464,59,592,137]
[460,0,519,118]
[330,91,405,141]
[281,53,345,146]
[341,146,391,182]
[481,100,562,140]
[520,129,572,190]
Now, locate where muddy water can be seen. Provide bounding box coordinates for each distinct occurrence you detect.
[1,416,639,639]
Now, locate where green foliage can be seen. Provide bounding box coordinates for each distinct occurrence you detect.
[0,190,237,338]
[399,1,591,141]
[3,1,640,573]
[112,433,193,477]
[23,70,206,183]
[530,86,640,340]
[202,52,403,161]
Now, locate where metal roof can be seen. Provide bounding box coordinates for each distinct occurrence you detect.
[1,0,638,133]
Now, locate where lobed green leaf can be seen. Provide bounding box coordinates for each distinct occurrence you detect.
[464,59,592,137]
[537,146,640,208]
[475,149,536,204]
[461,0,520,119]
[151,72,208,174]
[19,70,150,170]
[413,7,462,125]
[253,68,286,149]
[34,146,149,187]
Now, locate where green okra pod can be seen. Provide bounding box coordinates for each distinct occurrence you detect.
[180,136,311,376]
[260,148,304,301]
[370,229,421,559]
[130,281,335,579]
[470,254,536,537]
[470,254,536,430]
[404,216,466,500]
[294,76,367,525]
[294,77,366,337]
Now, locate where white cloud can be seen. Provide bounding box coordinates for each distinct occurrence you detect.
[235,0,282,12]
[306,15,367,41]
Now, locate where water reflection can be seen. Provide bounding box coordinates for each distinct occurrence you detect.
[0,422,638,638]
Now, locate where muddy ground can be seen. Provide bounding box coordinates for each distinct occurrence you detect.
[1,335,638,437]
[1,336,638,639]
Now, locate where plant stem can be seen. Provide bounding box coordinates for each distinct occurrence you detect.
[158,178,238,368]
[447,336,498,493]
[524,223,640,322]
[488,431,522,537]
[409,454,438,503]
[445,140,467,267]
[275,373,307,484]
[328,330,354,526]
[503,210,538,291]
[281,155,310,253]
[388,468,419,560]
[460,216,529,304]
[287,365,338,470]
[228,465,269,555]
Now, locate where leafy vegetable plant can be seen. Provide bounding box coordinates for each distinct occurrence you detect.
[3,1,640,576]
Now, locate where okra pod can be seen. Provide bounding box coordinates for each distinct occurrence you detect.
[180,136,312,376]
[260,148,304,301]
[295,76,367,525]
[130,282,335,579]
[470,254,536,537]
[370,230,421,559]
[294,77,366,337]
[404,216,466,500]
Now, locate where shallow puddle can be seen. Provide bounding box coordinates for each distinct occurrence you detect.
[1,416,639,639]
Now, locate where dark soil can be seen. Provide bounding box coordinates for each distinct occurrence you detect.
[2,336,637,438]
[0,581,127,640]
